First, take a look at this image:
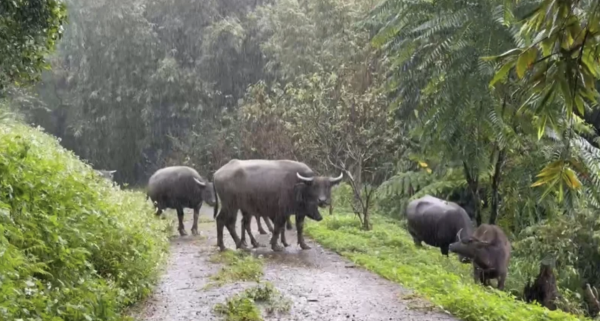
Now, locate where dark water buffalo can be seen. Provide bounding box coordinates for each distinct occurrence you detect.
[212,159,343,252]
[147,166,216,236]
[406,195,474,260]
[449,223,512,290]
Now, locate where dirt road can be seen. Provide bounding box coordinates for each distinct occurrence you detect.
[130,206,459,321]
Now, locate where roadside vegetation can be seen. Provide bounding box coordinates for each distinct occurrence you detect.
[213,282,292,321]
[207,250,265,288]
[207,249,292,320]
[0,122,170,321]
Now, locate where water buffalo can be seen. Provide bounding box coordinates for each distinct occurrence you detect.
[212,159,343,252]
[147,166,216,236]
[406,195,474,260]
[449,223,512,290]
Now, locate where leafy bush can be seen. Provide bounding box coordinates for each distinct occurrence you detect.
[305,213,589,321]
[0,123,170,321]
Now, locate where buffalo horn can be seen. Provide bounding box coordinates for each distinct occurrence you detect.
[457,228,463,241]
[329,172,344,183]
[193,178,206,187]
[297,172,314,182]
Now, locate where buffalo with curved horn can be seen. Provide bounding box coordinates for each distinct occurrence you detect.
[212,159,343,252]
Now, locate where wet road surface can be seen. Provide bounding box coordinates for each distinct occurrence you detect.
[130,206,459,321]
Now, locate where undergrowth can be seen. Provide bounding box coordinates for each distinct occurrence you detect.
[213,282,292,321]
[207,250,264,288]
[304,213,588,321]
[0,123,170,321]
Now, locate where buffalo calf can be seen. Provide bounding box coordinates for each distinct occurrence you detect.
[449,223,511,290]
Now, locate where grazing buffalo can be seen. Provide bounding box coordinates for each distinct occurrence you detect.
[449,223,512,290]
[406,195,474,260]
[212,159,343,252]
[147,166,216,236]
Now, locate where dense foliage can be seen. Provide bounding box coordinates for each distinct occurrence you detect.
[0,121,169,320]
[6,0,600,319]
[0,0,66,90]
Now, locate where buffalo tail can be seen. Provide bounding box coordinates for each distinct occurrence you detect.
[213,181,219,219]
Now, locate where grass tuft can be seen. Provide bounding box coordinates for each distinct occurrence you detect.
[305,213,588,321]
[207,250,264,288]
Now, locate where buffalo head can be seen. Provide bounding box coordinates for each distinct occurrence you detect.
[453,228,473,263]
[295,172,343,221]
[193,178,217,207]
[449,230,489,263]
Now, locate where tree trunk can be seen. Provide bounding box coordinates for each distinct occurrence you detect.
[489,149,506,225]
[463,162,482,226]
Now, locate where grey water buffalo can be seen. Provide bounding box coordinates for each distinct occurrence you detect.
[212,159,343,252]
[147,166,216,236]
[406,195,474,260]
[449,223,512,290]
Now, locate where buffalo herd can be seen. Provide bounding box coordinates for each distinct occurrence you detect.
[142,159,511,290]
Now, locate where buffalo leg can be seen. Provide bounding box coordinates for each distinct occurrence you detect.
[224,211,243,249]
[497,273,506,290]
[216,210,227,251]
[240,213,248,248]
[242,211,260,248]
[440,244,449,257]
[256,215,268,235]
[286,216,294,230]
[280,226,289,247]
[176,207,187,236]
[264,216,274,233]
[270,217,286,252]
[296,215,311,250]
[191,203,202,236]
[473,266,482,285]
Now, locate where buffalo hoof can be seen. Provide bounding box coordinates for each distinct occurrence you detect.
[258,229,268,235]
[191,228,199,236]
[286,224,293,231]
[299,243,311,250]
[178,229,187,236]
[282,241,290,247]
[252,240,260,248]
[218,245,227,252]
[239,239,248,248]
[272,244,284,252]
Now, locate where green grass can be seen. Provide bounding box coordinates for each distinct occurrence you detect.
[0,123,170,321]
[207,250,265,288]
[213,282,292,321]
[304,213,588,321]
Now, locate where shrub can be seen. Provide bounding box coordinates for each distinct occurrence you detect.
[0,123,170,321]
[305,213,588,321]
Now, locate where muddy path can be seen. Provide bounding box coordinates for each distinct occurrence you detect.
[130,206,459,321]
